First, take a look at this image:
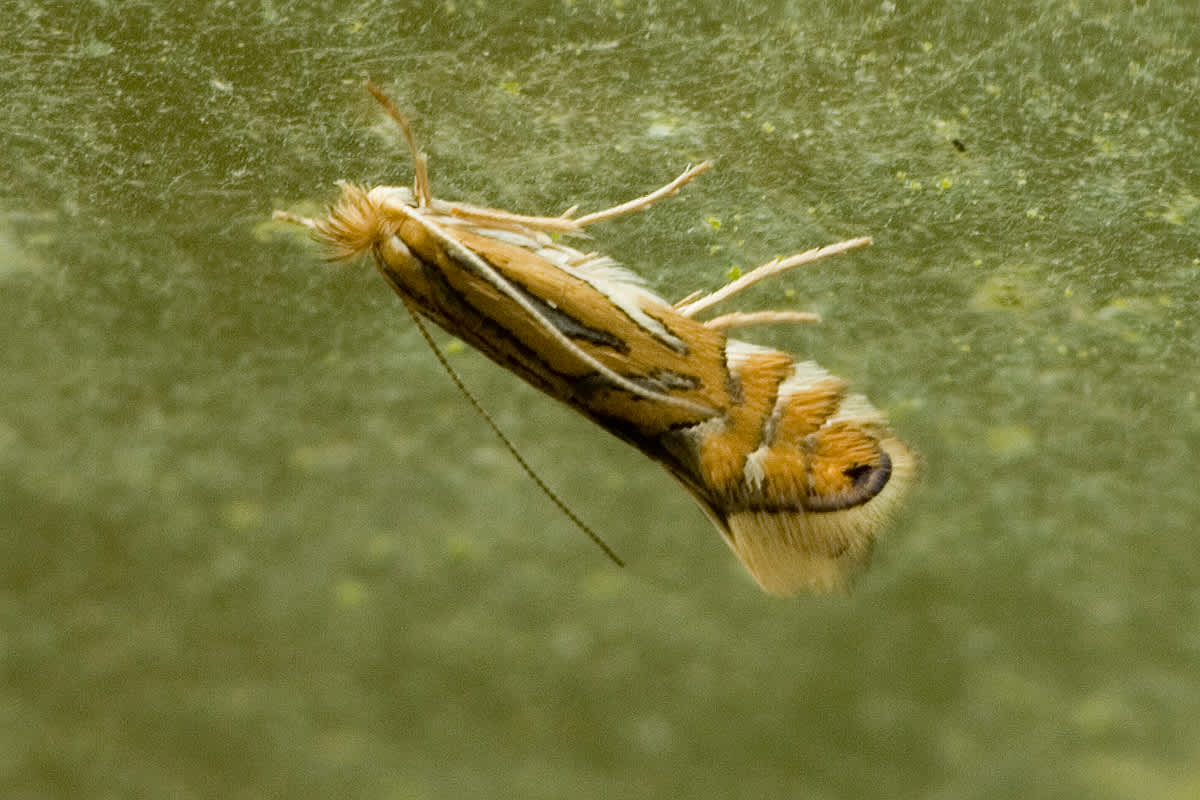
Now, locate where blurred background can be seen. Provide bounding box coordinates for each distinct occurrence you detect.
[2,1,1198,797]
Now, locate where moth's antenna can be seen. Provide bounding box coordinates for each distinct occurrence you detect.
[396,293,626,568]
[365,82,433,207]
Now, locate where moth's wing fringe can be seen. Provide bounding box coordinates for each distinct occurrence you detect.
[724,435,920,595]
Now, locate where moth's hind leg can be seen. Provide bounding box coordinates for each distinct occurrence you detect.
[675,237,873,317]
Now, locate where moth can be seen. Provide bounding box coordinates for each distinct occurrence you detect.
[275,84,917,595]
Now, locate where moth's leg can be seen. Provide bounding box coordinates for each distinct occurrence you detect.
[443,202,582,233]
[675,237,871,317]
[444,161,713,234]
[366,83,433,207]
[703,310,821,330]
[573,161,713,227]
[272,210,320,231]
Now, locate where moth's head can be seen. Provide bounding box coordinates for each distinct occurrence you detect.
[304,183,414,261]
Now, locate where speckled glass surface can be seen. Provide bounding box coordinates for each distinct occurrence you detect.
[3,2,1198,797]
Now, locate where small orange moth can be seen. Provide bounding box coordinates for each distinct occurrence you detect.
[276,84,917,595]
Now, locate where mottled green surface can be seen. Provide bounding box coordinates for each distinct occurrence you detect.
[3,1,1199,798]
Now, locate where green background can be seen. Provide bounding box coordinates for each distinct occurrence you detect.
[3,1,1198,797]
